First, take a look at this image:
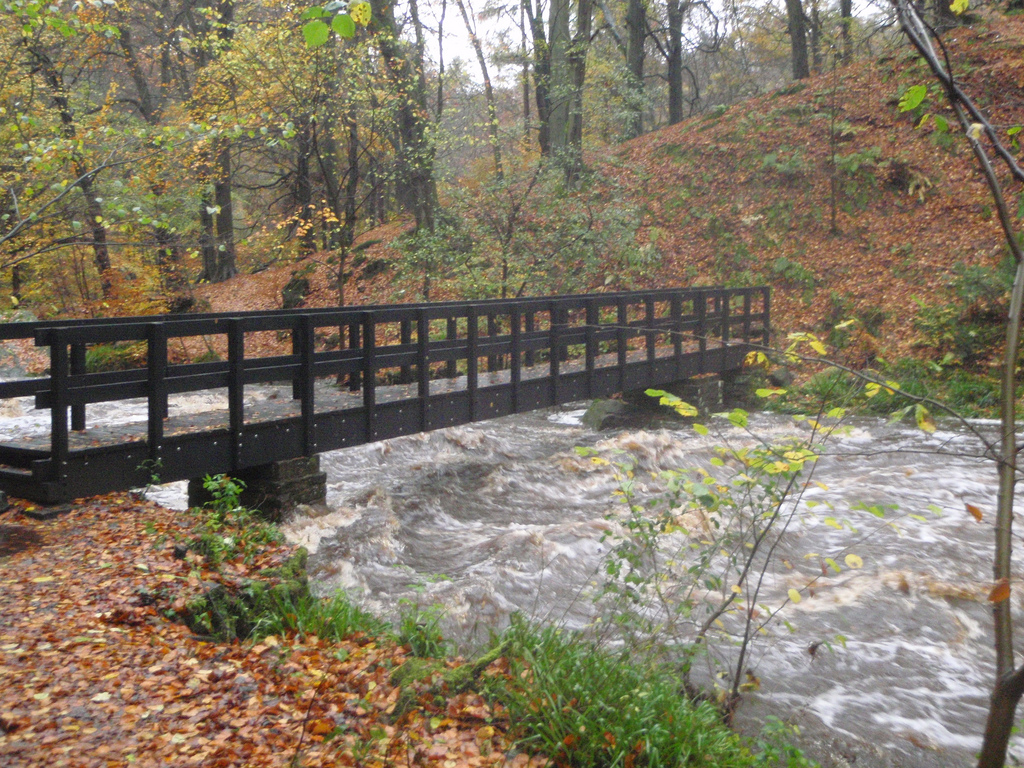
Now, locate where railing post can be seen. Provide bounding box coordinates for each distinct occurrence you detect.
[487,313,499,371]
[298,316,316,455]
[400,319,413,383]
[617,298,628,393]
[721,291,731,345]
[70,341,86,431]
[524,311,535,368]
[348,321,361,391]
[291,325,301,400]
[467,307,478,421]
[743,292,752,342]
[762,287,771,348]
[671,294,683,378]
[147,323,167,463]
[49,329,69,483]
[585,299,597,398]
[645,297,656,368]
[549,302,561,404]
[446,317,458,379]
[228,319,245,470]
[510,306,521,413]
[417,311,430,431]
[363,314,376,441]
[697,292,708,368]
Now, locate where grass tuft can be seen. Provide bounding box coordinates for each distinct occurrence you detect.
[485,618,797,768]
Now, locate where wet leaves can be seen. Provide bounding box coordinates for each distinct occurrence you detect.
[0,494,525,768]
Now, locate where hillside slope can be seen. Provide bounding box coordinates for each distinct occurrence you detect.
[614,11,1024,364]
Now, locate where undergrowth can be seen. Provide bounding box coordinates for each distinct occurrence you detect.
[485,617,813,768]
[767,358,1006,420]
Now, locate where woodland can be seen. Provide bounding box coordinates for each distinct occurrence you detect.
[6,0,1024,767]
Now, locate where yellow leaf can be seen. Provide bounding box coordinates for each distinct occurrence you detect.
[966,503,983,522]
[30,576,55,583]
[915,404,936,433]
[951,0,969,12]
[731,585,743,594]
[311,718,334,735]
[787,588,802,604]
[349,1,372,25]
[989,579,1011,603]
[810,340,827,355]
[844,553,863,569]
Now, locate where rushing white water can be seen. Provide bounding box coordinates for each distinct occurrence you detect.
[2,388,1020,767]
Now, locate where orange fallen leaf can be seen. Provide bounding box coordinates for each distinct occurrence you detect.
[966,503,983,522]
[990,578,1011,603]
[310,718,334,735]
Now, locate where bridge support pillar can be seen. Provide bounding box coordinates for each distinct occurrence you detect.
[721,370,757,410]
[187,455,327,522]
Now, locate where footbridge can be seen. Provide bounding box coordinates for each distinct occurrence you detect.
[0,286,769,506]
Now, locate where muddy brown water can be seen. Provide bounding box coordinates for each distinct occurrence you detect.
[1,387,1017,767]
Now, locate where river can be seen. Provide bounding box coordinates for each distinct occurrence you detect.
[0,388,1018,767]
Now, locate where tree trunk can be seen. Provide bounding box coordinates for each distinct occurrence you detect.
[456,0,504,180]
[565,0,594,181]
[25,43,114,296]
[808,0,823,75]
[667,0,684,124]
[839,0,853,63]
[624,0,646,137]
[370,0,436,232]
[523,0,552,155]
[785,0,810,80]
[546,0,572,154]
[294,116,315,256]
[212,140,237,281]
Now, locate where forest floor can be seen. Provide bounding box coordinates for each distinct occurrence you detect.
[0,494,536,768]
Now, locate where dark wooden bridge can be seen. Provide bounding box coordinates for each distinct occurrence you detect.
[0,286,768,504]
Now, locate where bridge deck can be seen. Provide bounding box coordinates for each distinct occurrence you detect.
[0,287,768,502]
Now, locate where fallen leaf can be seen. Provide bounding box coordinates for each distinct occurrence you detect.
[990,579,1011,603]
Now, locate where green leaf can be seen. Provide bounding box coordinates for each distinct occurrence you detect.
[727,409,748,428]
[302,19,330,47]
[934,115,949,133]
[899,85,928,112]
[693,423,709,436]
[332,13,355,38]
[301,6,328,18]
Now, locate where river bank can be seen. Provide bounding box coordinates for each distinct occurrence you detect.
[0,487,801,768]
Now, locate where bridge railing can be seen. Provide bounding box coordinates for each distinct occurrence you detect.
[0,286,769,485]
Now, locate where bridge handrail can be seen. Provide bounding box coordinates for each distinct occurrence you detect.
[0,286,769,489]
[0,284,761,340]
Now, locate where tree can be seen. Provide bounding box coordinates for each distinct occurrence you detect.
[891,2,1024,765]
[454,0,504,180]
[784,0,810,80]
[522,0,594,177]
